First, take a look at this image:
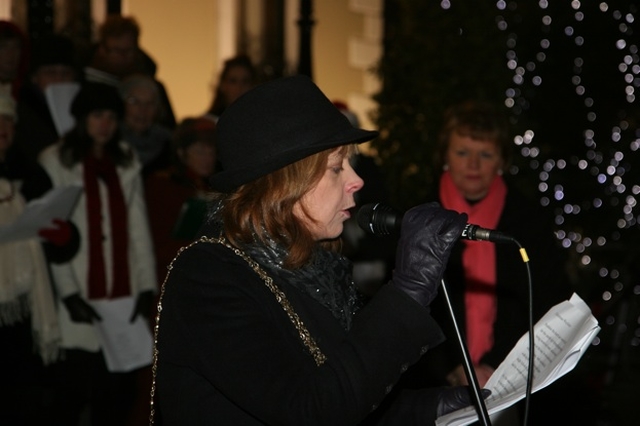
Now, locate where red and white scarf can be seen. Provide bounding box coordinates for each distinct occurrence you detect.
[439,171,507,363]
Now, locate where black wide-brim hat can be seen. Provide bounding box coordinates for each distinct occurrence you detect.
[210,75,379,192]
[70,81,125,120]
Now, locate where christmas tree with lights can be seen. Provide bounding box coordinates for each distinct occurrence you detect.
[502,2,640,421]
[373,1,639,422]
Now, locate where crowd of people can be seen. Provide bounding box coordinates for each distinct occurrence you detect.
[0,14,257,426]
[0,12,580,426]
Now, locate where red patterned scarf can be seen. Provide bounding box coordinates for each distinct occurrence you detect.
[83,155,130,299]
[439,171,507,363]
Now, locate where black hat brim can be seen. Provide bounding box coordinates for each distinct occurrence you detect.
[211,126,378,192]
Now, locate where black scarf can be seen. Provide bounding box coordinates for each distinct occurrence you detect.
[209,202,364,330]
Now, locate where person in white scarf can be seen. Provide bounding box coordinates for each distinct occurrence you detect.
[0,93,78,424]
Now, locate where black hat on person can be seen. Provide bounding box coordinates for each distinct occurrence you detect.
[70,81,124,119]
[30,34,76,73]
[211,75,379,192]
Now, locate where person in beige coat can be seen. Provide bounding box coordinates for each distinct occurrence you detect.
[0,92,76,425]
[33,81,157,426]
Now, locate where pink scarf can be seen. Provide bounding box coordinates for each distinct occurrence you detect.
[439,171,507,363]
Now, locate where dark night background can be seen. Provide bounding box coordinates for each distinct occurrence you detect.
[373,1,639,424]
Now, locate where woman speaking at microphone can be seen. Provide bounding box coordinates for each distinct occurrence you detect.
[153,76,489,425]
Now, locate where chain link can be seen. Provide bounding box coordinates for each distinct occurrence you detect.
[149,236,326,425]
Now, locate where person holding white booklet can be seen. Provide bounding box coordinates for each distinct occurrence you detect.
[436,293,600,426]
[413,100,589,425]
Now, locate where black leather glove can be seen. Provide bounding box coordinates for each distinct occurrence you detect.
[392,202,468,307]
[62,293,102,324]
[130,290,155,323]
[436,386,492,417]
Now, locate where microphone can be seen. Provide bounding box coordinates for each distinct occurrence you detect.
[356,202,514,243]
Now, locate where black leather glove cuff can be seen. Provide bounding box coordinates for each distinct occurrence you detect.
[391,273,438,307]
[63,293,101,323]
[436,386,492,417]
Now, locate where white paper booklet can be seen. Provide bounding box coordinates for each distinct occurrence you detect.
[91,296,154,373]
[44,81,80,137]
[436,293,600,426]
[0,184,82,243]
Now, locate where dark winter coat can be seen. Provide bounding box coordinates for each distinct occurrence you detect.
[416,181,573,385]
[155,222,451,425]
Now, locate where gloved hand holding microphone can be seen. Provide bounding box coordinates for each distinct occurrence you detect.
[392,202,468,308]
[390,202,493,418]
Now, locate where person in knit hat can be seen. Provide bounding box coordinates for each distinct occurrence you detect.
[29,81,157,425]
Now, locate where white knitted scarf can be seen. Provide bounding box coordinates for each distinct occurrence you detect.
[0,178,61,364]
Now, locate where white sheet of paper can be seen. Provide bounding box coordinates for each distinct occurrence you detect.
[90,297,154,373]
[44,82,80,137]
[436,293,600,426]
[0,184,82,243]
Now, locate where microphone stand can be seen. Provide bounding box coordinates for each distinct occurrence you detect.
[440,278,492,426]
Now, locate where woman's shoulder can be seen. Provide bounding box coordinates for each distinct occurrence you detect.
[163,236,284,310]
[37,142,68,174]
[38,142,62,162]
[117,139,138,158]
[116,140,143,172]
[170,236,257,282]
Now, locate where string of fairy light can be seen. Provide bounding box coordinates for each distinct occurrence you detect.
[489,1,639,345]
[440,1,640,344]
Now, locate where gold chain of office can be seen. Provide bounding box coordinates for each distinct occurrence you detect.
[149,235,327,425]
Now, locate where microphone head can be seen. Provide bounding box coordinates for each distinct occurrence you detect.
[356,203,402,235]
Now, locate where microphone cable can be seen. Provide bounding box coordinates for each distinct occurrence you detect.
[511,238,534,426]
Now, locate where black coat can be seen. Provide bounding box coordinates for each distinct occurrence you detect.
[155,223,451,425]
[415,181,573,385]
[14,83,61,164]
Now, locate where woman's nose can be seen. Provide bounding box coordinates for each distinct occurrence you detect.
[468,154,480,169]
[347,169,364,193]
